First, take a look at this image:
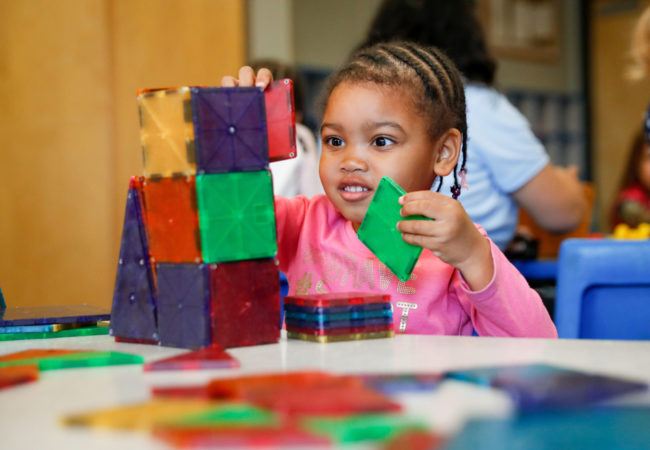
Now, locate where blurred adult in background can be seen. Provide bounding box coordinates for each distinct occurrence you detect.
[250,59,323,198]
[356,0,586,249]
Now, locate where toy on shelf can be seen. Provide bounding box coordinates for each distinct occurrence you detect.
[284,293,394,343]
[612,223,650,240]
[111,80,297,350]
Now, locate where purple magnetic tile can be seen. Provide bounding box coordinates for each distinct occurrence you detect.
[156,263,211,349]
[191,87,268,173]
[110,185,159,342]
[0,305,110,327]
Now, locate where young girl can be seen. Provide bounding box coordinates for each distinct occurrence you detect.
[611,127,650,228]
[222,42,557,338]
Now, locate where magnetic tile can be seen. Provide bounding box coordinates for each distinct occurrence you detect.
[156,263,211,349]
[138,87,196,177]
[264,79,296,162]
[141,176,202,263]
[287,330,395,343]
[284,302,391,315]
[357,176,429,282]
[384,429,444,450]
[357,373,443,394]
[0,322,95,334]
[0,305,109,327]
[303,414,428,444]
[152,385,211,399]
[0,365,39,390]
[111,178,159,342]
[284,292,390,308]
[162,403,278,428]
[196,172,276,263]
[155,426,329,448]
[0,351,143,371]
[0,325,109,342]
[210,259,280,348]
[64,399,217,430]
[0,349,84,362]
[286,323,394,337]
[191,87,268,173]
[143,346,239,371]
[284,315,393,330]
[285,307,393,323]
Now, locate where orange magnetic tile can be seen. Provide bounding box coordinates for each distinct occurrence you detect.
[0,365,39,390]
[0,349,84,362]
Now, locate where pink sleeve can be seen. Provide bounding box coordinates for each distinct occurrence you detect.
[274,196,309,273]
[453,238,558,338]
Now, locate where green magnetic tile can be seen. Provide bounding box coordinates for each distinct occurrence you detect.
[196,171,277,263]
[167,403,279,428]
[303,414,427,444]
[0,351,143,371]
[357,177,429,282]
[0,325,109,342]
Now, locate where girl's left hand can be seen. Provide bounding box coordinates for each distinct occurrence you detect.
[397,190,494,291]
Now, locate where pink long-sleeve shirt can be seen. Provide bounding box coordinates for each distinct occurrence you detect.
[276,195,557,338]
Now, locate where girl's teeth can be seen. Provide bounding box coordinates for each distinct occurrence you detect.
[344,186,369,193]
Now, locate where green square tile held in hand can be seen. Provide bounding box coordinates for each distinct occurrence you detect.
[357,176,430,282]
[196,171,277,263]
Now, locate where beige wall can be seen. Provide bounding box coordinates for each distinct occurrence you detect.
[0,0,245,308]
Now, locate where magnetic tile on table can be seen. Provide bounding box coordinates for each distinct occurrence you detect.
[111,178,159,342]
[141,176,202,263]
[0,365,39,390]
[161,403,278,428]
[155,426,329,448]
[285,307,393,323]
[0,322,93,334]
[357,176,429,282]
[144,346,239,371]
[210,259,280,349]
[264,79,296,162]
[284,302,392,316]
[303,414,428,445]
[0,305,110,327]
[152,384,211,400]
[287,330,395,343]
[286,323,394,337]
[196,171,276,263]
[156,263,211,349]
[284,315,394,331]
[138,87,196,178]
[0,349,84,362]
[0,325,109,342]
[284,292,391,309]
[191,87,268,173]
[0,351,143,371]
[356,373,443,395]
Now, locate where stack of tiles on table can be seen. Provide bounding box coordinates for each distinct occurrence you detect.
[111,80,296,350]
[284,293,395,343]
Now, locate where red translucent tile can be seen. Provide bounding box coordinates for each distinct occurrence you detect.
[210,259,280,349]
[0,365,39,390]
[143,346,239,371]
[152,384,211,399]
[284,292,391,308]
[265,79,297,162]
[155,426,330,448]
[114,336,159,345]
[384,430,445,450]
[141,176,201,263]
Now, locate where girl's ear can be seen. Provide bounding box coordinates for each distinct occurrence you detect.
[434,128,462,176]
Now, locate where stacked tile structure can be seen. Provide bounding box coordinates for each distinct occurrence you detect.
[111,80,296,349]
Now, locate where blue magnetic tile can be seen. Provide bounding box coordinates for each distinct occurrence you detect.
[285,308,393,322]
[0,305,109,327]
[284,316,393,330]
[1,324,59,333]
[191,87,268,173]
[110,183,159,342]
[156,263,211,349]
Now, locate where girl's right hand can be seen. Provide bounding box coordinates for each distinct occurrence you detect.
[221,66,274,89]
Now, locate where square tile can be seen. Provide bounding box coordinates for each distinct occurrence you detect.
[138,87,196,177]
[191,87,268,173]
[196,171,276,263]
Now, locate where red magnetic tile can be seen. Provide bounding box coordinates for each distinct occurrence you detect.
[0,365,39,390]
[0,349,84,362]
[155,426,330,448]
[115,336,159,345]
[152,385,211,399]
[284,292,391,308]
[141,176,201,263]
[265,79,297,162]
[383,429,445,450]
[210,259,280,349]
[144,346,239,371]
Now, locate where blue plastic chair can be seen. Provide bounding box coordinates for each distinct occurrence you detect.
[555,239,650,339]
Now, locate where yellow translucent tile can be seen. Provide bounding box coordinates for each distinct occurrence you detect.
[138,87,196,177]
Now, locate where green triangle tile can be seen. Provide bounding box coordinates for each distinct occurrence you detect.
[303,414,427,444]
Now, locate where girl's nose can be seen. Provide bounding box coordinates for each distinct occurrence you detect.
[340,147,368,173]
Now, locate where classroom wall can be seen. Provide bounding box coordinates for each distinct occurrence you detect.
[0,0,245,308]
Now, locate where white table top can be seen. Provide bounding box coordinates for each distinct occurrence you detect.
[1,334,649,449]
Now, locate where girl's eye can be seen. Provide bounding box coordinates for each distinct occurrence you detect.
[325,136,344,147]
[373,136,395,147]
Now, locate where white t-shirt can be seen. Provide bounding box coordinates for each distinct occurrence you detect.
[440,84,549,249]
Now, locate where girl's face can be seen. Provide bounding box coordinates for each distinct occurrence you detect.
[319,82,454,227]
[640,142,650,190]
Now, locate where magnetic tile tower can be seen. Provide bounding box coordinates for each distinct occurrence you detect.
[110,80,296,349]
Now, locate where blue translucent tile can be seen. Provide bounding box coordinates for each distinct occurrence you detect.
[285,308,393,322]
[0,305,109,327]
[284,316,393,330]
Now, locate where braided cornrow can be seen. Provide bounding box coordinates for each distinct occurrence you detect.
[321,41,468,199]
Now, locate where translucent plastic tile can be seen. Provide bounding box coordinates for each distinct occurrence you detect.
[143,346,239,371]
[156,426,329,448]
[357,176,429,281]
[207,372,343,400]
[210,259,280,348]
[287,330,395,343]
[111,177,159,342]
[284,292,390,309]
[0,349,84,362]
[191,87,268,173]
[0,351,143,371]
[142,176,202,263]
[0,322,94,334]
[156,263,211,349]
[0,325,109,342]
[304,414,428,445]
[284,303,391,316]
[138,87,196,177]
[152,385,211,399]
[0,365,39,390]
[285,315,393,331]
[163,403,278,428]
[285,308,393,323]
[0,305,109,327]
[286,323,394,337]
[357,373,443,394]
[265,79,296,162]
[196,172,276,263]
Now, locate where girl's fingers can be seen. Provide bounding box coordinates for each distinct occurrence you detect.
[255,68,273,88]
[221,76,238,87]
[397,219,436,236]
[399,190,444,205]
[238,66,255,87]
[400,199,439,219]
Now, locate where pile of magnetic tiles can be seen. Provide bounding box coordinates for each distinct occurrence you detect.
[284,293,394,343]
